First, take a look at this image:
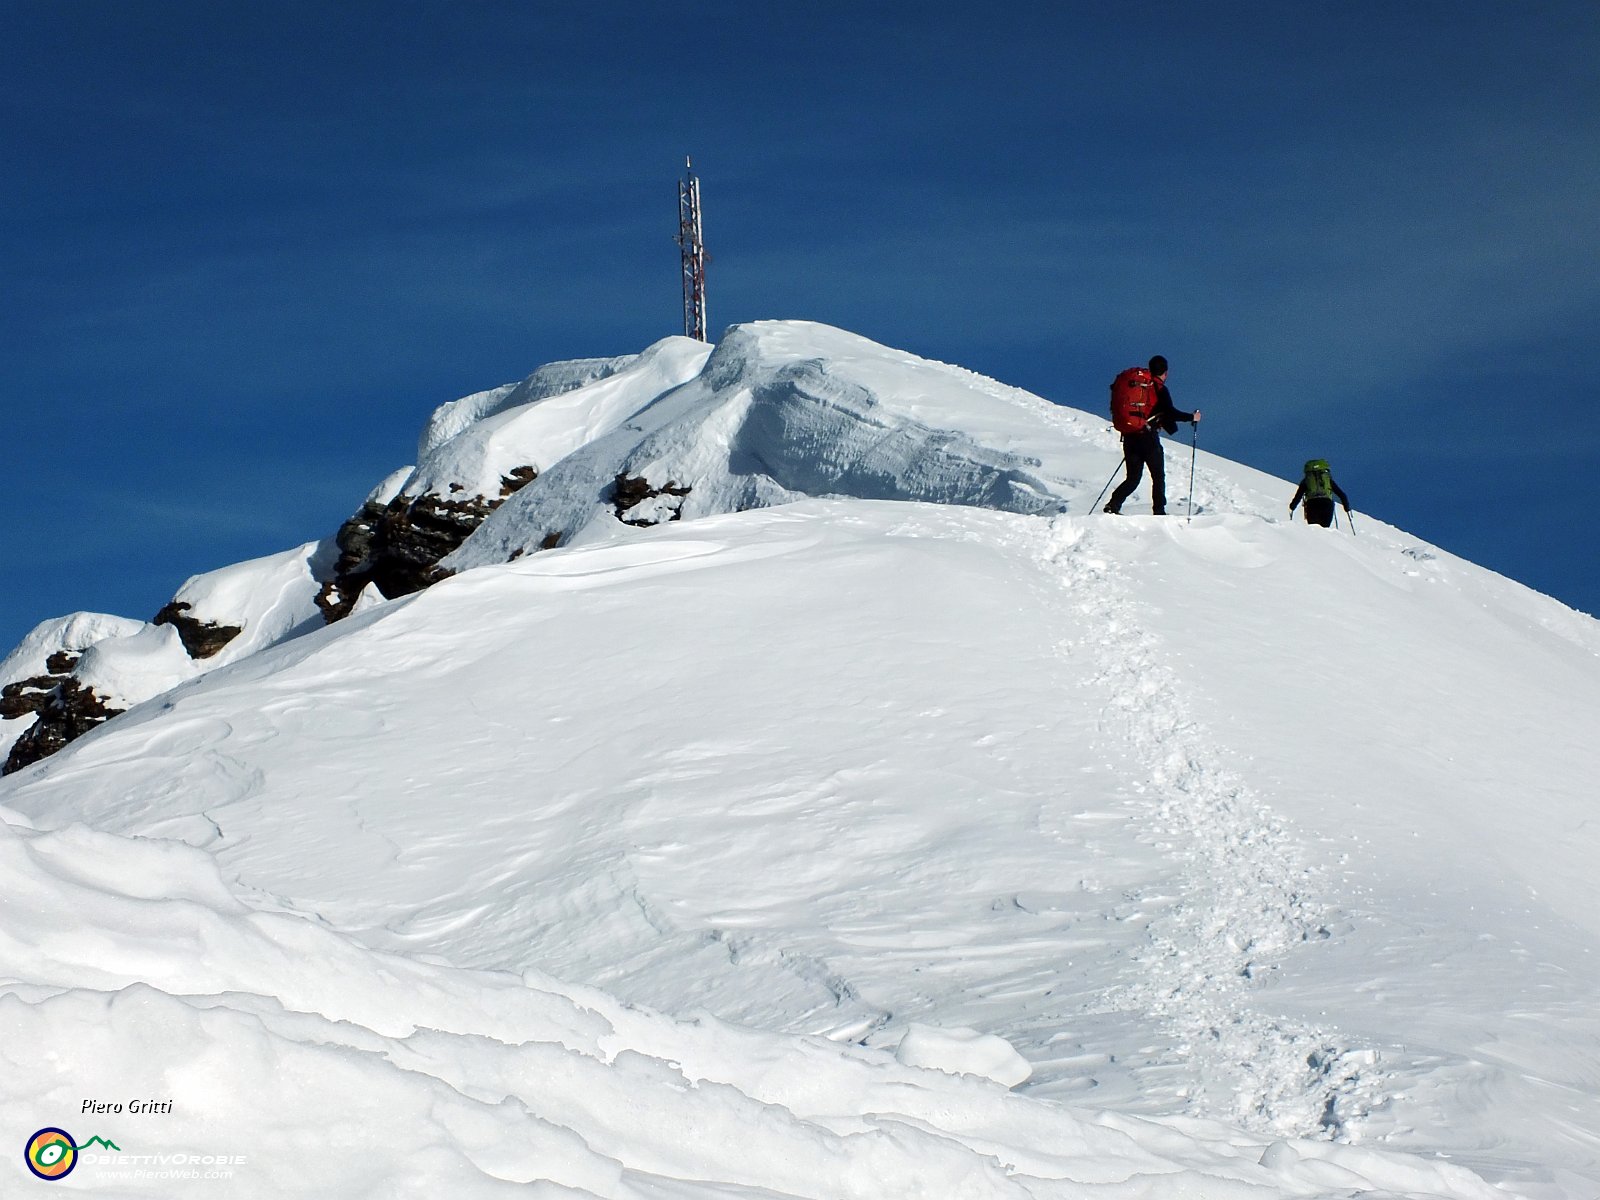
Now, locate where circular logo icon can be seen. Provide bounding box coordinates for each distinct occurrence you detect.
[25,1128,77,1181]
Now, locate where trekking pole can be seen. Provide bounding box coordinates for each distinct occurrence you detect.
[1185,422,1199,524]
[1091,461,1121,512]
[1346,509,1358,537]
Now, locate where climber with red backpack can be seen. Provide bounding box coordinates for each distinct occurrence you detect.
[1102,356,1201,516]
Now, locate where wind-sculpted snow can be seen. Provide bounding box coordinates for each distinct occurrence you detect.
[447,321,1134,569]
[7,496,1599,1194]
[0,795,1513,1197]
[406,337,712,503]
[415,351,642,461]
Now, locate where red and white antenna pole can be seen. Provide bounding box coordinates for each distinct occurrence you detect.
[676,158,707,341]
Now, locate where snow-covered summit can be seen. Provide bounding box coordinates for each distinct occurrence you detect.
[10,319,1262,772]
[3,321,1598,1197]
[450,320,1248,566]
[407,335,711,502]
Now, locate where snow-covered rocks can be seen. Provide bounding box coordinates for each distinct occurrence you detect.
[3,541,338,774]
[1,612,147,771]
[317,337,713,617]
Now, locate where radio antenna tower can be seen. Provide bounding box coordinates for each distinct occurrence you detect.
[676,158,707,341]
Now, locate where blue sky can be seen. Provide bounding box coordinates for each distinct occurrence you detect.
[5,0,1597,653]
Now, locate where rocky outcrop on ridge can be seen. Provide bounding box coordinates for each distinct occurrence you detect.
[316,468,539,623]
[4,676,124,774]
[612,473,691,527]
[0,651,79,722]
[0,613,149,775]
[153,601,244,659]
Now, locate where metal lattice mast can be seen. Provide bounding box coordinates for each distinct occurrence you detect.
[676,158,707,341]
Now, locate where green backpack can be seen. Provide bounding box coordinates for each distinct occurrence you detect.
[1302,459,1334,500]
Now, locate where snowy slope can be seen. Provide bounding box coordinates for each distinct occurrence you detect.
[3,321,1597,1197]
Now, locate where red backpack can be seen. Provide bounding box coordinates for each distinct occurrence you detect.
[1109,367,1157,433]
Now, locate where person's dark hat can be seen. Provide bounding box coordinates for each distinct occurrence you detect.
[1148,355,1168,376]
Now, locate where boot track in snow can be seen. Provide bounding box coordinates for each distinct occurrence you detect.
[1036,514,1389,1139]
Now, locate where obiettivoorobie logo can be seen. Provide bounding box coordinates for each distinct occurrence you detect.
[24,1129,121,1182]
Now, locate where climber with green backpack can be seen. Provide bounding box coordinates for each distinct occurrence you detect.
[1289,459,1352,528]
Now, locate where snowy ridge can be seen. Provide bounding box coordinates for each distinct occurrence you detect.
[407,337,711,501]
[3,321,1599,1195]
[448,321,1116,568]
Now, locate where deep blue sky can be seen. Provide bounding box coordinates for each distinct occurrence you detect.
[5,0,1597,653]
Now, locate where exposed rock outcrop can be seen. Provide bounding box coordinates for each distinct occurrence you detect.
[153,601,244,659]
[612,473,691,527]
[0,652,82,721]
[1,676,59,720]
[316,467,539,623]
[3,678,124,775]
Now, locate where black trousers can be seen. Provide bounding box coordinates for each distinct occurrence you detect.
[1105,430,1166,514]
[1303,497,1335,527]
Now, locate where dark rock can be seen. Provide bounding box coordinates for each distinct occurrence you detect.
[0,675,60,719]
[153,601,244,659]
[612,473,691,527]
[45,651,79,675]
[500,466,537,497]
[315,466,538,624]
[3,678,124,775]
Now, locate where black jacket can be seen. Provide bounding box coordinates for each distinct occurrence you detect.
[1150,381,1195,435]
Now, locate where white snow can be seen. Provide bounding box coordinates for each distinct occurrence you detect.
[166,539,337,665]
[71,622,195,711]
[0,541,341,762]
[0,611,148,684]
[897,1023,1034,1087]
[406,337,712,503]
[2,320,1596,1198]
